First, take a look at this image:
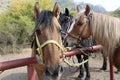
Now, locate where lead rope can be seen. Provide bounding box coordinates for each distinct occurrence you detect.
[35,32,88,67]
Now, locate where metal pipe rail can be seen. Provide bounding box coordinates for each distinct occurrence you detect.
[0,45,102,71]
[1,45,115,80]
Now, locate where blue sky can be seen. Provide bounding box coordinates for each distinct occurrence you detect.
[73,0,120,11]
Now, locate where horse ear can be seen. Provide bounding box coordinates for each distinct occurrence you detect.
[53,2,60,17]
[34,2,40,18]
[77,6,80,12]
[84,5,90,16]
[60,12,62,15]
[65,8,69,16]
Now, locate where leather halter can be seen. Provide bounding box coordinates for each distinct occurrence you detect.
[35,32,64,64]
[35,32,88,67]
[77,20,88,43]
[69,14,92,43]
[77,13,92,43]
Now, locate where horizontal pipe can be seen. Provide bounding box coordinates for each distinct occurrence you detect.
[0,57,37,71]
[0,45,102,71]
[60,45,102,58]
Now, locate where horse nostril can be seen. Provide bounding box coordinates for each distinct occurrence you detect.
[45,65,64,77]
[59,66,64,73]
[45,67,51,76]
[52,65,64,77]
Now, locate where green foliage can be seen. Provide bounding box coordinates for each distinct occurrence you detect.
[110,9,120,18]
[0,0,34,44]
[38,0,55,10]
[0,0,55,54]
[70,10,77,16]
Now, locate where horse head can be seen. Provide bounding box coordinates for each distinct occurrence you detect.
[32,2,64,80]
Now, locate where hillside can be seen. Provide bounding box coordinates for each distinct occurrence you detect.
[0,0,119,55]
[74,2,106,13]
[110,8,120,18]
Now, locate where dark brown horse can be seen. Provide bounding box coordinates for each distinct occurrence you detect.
[66,4,120,71]
[60,7,92,80]
[31,2,64,80]
[58,8,73,46]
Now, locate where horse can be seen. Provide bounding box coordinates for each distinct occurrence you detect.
[31,2,64,80]
[76,6,108,71]
[75,37,92,80]
[60,6,107,73]
[66,4,120,76]
[59,7,92,80]
[58,8,73,46]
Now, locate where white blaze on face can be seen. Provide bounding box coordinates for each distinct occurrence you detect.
[67,20,75,33]
[63,20,75,39]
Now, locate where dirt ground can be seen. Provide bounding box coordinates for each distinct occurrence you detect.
[0,48,120,80]
[0,0,120,80]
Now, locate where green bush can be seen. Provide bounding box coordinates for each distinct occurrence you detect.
[111,9,120,18]
[0,1,35,54]
[0,0,57,54]
[70,10,77,16]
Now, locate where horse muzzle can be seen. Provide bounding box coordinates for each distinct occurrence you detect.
[44,65,64,80]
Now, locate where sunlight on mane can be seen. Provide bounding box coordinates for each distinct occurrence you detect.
[91,12,120,55]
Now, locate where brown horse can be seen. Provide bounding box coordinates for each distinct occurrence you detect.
[31,2,64,80]
[66,5,120,70]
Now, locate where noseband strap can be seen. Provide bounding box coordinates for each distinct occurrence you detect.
[69,15,92,43]
[35,32,65,64]
[77,22,88,43]
[35,32,87,67]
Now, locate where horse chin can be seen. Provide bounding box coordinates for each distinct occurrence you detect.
[43,65,64,80]
[43,75,62,80]
[112,46,120,70]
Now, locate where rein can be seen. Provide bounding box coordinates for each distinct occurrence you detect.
[35,32,88,67]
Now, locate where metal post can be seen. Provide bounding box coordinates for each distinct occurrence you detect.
[109,59,114,80]
[0,45,103,80]
[27,64,36,80]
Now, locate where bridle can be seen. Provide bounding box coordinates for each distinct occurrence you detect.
[33,23,65,64]
[64,13,92,43]
[59,15,72,32]
[77,19,88,43]
[35,29,87,67]
[33,13,92,66]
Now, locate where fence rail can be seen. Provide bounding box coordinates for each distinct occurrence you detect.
[1,45,114,80]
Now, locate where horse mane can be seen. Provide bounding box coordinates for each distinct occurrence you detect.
[91,12,120,54]
[34,10,54,32]
[72,9,85,20]
[30,10,54,43]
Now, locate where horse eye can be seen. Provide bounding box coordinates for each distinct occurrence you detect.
[57,28,62,33]
[77,22,83,26]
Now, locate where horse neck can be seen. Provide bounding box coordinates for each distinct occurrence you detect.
[91,12,120,53]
